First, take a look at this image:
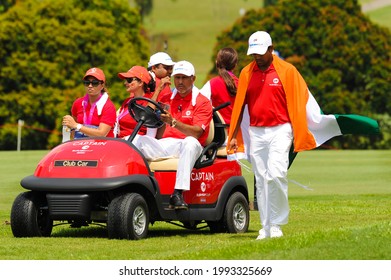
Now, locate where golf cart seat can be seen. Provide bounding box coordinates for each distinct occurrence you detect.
[213,110,229,158]
[148,114,222,172]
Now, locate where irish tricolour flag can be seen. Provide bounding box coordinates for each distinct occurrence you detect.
[305,91,379,147]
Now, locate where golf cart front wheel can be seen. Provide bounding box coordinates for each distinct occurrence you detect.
[108,193,149,240]
[11,191,53,237]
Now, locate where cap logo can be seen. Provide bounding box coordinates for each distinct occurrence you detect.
[172,60,194,76]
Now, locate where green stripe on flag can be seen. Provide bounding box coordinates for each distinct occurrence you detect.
[334,114,380,135]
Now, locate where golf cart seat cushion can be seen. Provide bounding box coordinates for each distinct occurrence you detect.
[148,119,215,171]
[213,111,228,158]
[217,147,227,157]
[148,158,179,171]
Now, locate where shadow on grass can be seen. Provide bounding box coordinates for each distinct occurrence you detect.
[51,224,108,238]
[51,221,257,239]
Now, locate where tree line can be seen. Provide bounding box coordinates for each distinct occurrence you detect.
[0,0,389,150]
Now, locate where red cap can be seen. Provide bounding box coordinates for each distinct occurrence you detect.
[83,67,106,82]
[118,66,151,84]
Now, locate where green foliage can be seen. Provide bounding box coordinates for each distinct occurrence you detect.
[324,113,390,150]
[212,0,390,149]
[263,0,278,7]
[135,0,153,21]
[0,0,149,149]
[0,0,15,13]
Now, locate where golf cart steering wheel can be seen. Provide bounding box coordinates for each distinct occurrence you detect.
[128,97,165,128]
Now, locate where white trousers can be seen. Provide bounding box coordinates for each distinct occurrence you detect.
[249,123,293,232]
[133,135,203,191]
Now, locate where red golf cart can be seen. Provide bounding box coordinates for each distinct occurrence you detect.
[10,98,249,240]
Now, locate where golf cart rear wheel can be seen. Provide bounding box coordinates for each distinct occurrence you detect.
[223,192,249,233]
[107,193,149,240]
[11,191,53,237]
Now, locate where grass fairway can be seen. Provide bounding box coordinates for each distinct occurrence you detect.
[0,149,390,260]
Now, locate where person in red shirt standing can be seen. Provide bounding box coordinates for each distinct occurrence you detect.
[133,61,213,210]
[147,52,175,104]
[228,31,292,240]
[200,47,238,128]
[62,67,116,138]
[116,66,157,139]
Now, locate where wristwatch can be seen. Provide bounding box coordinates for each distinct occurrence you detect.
[75,123,83,131]
[170,118,177,128]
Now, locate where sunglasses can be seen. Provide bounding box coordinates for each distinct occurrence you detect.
[125,77,140,83]
[161,65,173,71]
[83,80,102,87]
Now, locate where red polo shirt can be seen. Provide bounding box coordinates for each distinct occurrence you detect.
[209,74,238,125]
[245,63,290,127]
[117,96,147,138]
[71,96,117,137]
[154,77,172,104]
[163,91,212,146]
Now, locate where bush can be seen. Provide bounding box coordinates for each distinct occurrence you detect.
[0,0,149,149]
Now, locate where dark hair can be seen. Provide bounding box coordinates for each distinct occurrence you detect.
[144,73,156,93]
[216,47,238,97]
[101,81,110,95]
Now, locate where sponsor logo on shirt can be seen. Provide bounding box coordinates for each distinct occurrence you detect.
[269,78,281,87]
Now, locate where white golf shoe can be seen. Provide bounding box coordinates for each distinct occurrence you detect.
[270,225,283,238]
[256,225,283,240]
[256,228,269,240]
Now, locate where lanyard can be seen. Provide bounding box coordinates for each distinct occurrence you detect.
[117,98,132,123]
[82,93,102,125]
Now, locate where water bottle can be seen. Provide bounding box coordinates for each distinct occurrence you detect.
[62,125,71,142]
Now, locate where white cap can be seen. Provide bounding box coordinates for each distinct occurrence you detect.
[172,61,195,76]
[148,52,175,68]
[247,31,272,55]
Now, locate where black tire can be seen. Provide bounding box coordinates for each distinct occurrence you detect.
[107,193,149,240]
[223,192,249,233]
[11,191,53,237]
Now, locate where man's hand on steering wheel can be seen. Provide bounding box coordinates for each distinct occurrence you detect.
[128,97,166,128]
[159,110,173,126]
